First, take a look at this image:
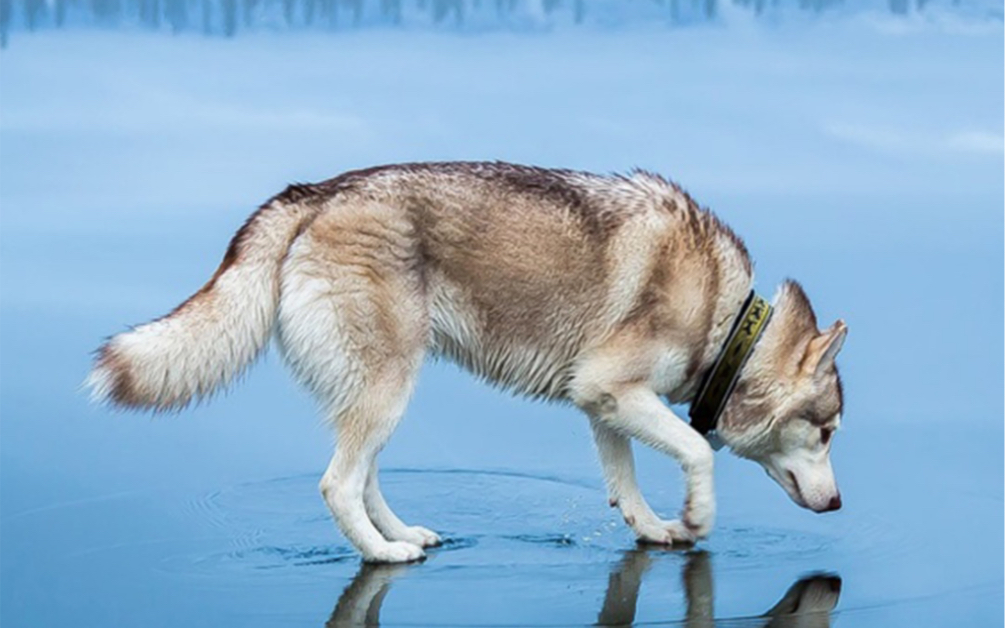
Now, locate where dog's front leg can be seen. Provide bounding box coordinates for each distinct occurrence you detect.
[585,385,715,544]
[589,417,677,543]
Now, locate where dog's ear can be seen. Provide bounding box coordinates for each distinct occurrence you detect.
[802,320,847,377]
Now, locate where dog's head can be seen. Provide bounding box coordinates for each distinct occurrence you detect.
[718,281,847,513]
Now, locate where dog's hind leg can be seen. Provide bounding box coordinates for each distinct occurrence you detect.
[278,204,431,563]
[365,461,441,548]
[319,400,425,564]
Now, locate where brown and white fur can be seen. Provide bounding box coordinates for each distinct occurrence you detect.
[86,162,847,564]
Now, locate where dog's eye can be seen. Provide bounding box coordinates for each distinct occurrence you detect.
[820,428,834,445]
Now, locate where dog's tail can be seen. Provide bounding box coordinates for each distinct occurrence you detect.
[85,189,321,411]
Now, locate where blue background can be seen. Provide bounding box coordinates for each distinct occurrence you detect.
[1,7,1002,626]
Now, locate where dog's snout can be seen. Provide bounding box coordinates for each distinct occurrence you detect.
[824,494,842,512]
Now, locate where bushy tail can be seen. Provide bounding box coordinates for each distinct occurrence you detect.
[86,193,320,411]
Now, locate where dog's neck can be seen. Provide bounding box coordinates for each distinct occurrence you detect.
[667,227,753,408]
[677,277,752,403]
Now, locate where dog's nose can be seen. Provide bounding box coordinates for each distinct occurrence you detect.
[824,494,842,512]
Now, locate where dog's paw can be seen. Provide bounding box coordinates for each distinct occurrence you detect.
[683,497,715,539]
[634,519,697,547]
[399,525,442,548]
[364,541,426,564]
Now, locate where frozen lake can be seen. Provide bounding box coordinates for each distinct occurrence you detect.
[1,13,1002,627]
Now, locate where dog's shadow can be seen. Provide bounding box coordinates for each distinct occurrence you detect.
[325,550,842,627]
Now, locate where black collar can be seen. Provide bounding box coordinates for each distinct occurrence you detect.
[689,290,773,436]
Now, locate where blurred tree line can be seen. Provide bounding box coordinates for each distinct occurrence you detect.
[0,0,982,48]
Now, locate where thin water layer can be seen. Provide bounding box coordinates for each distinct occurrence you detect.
[4,453,1002,626]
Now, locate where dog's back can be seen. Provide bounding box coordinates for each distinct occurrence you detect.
[301,162,749,401]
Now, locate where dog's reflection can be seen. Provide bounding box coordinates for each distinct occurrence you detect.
[326,563,409,627]
[597,549,841,627]
[327,550,841,627]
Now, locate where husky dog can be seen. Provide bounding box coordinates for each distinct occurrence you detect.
[87,162,847,564]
